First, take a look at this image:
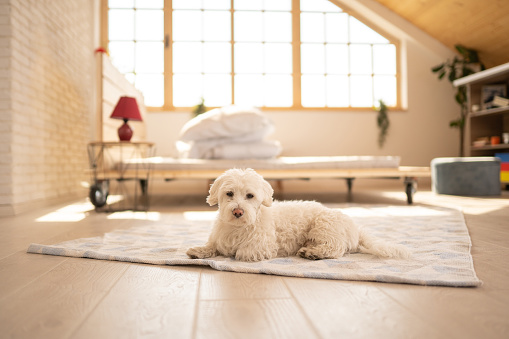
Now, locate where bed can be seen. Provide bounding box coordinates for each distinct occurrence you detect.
[88,153,431,207]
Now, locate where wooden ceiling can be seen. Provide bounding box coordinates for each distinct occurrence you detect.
[373,0,509,68]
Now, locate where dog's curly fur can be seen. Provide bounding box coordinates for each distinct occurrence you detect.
[187,168,410,262]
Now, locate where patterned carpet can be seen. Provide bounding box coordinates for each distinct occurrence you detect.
[27,205,481,287]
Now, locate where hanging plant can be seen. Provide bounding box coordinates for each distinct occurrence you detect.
[376,99,389,148]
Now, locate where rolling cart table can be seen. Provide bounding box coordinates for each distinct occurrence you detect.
[87,141,155,211]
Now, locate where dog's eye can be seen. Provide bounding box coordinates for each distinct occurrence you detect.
[246,193,254,199]
[226,191,234,197]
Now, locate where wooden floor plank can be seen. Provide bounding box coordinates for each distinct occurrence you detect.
[0,258,128,338]
[195,299,318,339]
[71,264,201,339]
[284,278,445,338]
[199,270,292,300]
[379,283,509,338]
[0,250,68,301]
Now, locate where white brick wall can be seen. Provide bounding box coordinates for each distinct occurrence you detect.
[1,0,95,215]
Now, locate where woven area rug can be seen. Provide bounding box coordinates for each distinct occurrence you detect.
[27,205,481,287]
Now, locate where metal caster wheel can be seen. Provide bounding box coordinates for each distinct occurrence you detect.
[89,182,109,208]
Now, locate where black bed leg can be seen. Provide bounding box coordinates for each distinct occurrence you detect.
[404,177,417,204]
[346,178,354,202]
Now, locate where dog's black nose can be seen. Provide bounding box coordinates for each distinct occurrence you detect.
[233,208,244,218]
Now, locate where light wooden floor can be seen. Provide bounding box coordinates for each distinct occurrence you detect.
[1,185,509,339]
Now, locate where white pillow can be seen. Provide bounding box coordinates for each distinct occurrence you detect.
[179,105,273,142]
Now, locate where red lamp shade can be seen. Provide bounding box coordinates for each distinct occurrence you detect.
[110,96,142,141]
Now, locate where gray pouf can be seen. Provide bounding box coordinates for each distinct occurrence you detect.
[431,157,501,196]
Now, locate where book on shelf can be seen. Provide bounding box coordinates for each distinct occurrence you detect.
[492,95,509,108]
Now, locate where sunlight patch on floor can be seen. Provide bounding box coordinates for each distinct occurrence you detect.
[107,211,161,221]
[36,201,95,222]
[342,205,452,217]
[183,211,218,221]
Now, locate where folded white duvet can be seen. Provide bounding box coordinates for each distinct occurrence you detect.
[179,105,273,142]
[177,139,282,159]
[176,105,282,160]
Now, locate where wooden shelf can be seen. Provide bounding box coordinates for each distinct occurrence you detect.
[471,144,509,151]
[454,62,509,157]
[470,106,509,118]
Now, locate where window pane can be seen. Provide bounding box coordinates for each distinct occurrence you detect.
[173,10,202,41]
[301,13,324,43]
[204,75,231,106]
[109,42,135,73]
[135,0,163,9]
[300,0,341,12]
[302,75,325,107]
[301,44,324,74]
[173,0,201,9]
[235,75,263,106]
[203,0,231,10]
[265,0,291,11]
[349,17,389,44]
[325,13,348,43]
[203,11,231,41]
[135,42,164,73]
[173,74,202,106]
[135,10,163,40]
[264,75,292,107]
[234,12,263,42]
[350,44,372,75]
[203,43,231,73]
[109,10,134,40]
[350,75,372,107]
[136,74,164,107]
[234,0,262,10]
[109,0,133,9]
[234,43,263,73]
[264,12,291,42]
[373,44,396,75]
[326,75,349,107]
[173,42,202,73]
[326,44,348,74]
[374,75,397,106]
[265,43,292,74]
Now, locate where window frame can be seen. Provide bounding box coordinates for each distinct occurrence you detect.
[100,0,401,111]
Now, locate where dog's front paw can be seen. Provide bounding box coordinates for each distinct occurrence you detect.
[298,247,320,260]
[187,246,216,259]
[235,248,274,262]
[298,246,339,260]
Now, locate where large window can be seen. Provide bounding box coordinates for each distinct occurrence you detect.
[104,0,398,110]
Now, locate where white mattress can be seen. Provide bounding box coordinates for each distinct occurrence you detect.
[125,156,401,171]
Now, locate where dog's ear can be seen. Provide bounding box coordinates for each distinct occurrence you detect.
[261,178,274,207]
[206,174,224,206]
[207,170,231,206]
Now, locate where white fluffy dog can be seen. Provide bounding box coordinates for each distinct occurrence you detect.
[187,168,410,262]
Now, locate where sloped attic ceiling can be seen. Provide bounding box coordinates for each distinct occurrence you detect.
[373,0,509,68]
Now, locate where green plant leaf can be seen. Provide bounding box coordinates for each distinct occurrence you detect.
[432,64,445,73]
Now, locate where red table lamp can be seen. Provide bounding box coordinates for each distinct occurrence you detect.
[110,96,143,141]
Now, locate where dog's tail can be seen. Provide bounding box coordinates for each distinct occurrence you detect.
[357,229,411,259]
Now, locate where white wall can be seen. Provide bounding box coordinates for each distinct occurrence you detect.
[145,0,460,195]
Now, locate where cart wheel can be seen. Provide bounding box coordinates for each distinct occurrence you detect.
[405,182,415,204]
[89,183,108,208]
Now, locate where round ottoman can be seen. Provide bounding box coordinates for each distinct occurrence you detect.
[431,157,501,196]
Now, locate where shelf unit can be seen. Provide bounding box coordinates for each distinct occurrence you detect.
[454,62,509,157]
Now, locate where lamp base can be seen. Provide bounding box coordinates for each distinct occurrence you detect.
[118,120,133,141]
